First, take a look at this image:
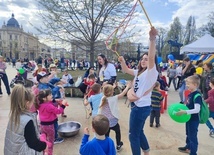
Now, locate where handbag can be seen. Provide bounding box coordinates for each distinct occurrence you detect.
[75,76,82,87]
[68,78,74,84]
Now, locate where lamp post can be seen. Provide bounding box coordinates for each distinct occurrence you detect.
[137,43,142,61]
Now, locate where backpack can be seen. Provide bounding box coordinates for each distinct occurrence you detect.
[194,93,210,124]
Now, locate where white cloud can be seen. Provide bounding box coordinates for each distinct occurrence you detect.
[1,0,213,49]
[168,0,214,28]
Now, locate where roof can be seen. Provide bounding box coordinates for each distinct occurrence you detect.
[6,13,20,28]
[180,34,214,54]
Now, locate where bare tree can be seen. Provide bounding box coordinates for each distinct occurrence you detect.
[36,0,135,65]
[156,27,167,56]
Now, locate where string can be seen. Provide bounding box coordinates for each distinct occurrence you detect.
[105,0,138,57]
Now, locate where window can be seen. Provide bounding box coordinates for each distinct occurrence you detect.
[15,35,18,40]
[0,34,1,40]
[10,34,12,40]
[15,42,18,48]
[0,41,2,47]
[10,42,12,48]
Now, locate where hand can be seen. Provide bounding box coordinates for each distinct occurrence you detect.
[149,27,158,41]
[84,127,90,135]
[127,88,139,102]
[176,110,187,116]
[62,99,69,106]
[126,81,132,89]
[102,81,108,86]
[40,133,52,147]
[118,56,125,63]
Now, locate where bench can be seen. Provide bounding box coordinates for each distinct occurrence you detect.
[64,86,84,98]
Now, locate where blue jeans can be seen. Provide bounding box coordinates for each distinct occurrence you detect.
[185,120,199,155]
[179,81,186,102]
[129,103,151,155]
[206,111,214,130]
[54,121,59,139]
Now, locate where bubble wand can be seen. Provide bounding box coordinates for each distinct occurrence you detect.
[137,0,153,27]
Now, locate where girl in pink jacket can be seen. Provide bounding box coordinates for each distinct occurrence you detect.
[36,89,66,155]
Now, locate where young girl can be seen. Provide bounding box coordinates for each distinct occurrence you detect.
[98,81,131,151]
[4,84,47,155]
[36,89,66,155]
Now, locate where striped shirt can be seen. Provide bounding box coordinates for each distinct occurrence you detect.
[151,89,163,110]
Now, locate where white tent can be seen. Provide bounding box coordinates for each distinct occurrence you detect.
[180,34,214,54]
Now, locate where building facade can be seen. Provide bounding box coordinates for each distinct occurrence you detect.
[0,13,51,60]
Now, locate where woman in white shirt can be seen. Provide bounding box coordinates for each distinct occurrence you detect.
[97,54,117,85]
[118,27,158,155]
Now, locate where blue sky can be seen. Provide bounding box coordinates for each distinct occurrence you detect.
[0,0,213,47]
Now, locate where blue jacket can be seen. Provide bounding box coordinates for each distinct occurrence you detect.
[38,82,60,99]
[80,134,116,155]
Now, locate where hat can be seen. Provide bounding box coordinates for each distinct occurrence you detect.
[49,64,56,68]
[37,71,50,82]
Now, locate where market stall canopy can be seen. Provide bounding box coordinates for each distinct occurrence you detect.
[180,34,214,54]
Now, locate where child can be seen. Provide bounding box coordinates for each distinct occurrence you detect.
[176,75,202,154]
[36,71,65,144]
[84,74,96,97]
[98,81,131,151]
[4,84,47,154]
[150,81,163,128]
[62,69,74,87]
[79,114,116,155]
[205,78,214,136]
[84,83,102,116]
[36,89,66,155]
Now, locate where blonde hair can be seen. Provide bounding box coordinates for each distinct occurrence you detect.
[9,84,34,130]
[186,75,200,86]
[99,84,114,108]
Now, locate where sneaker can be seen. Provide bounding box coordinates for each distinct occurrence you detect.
[150,124,153,127]
[156,124,160,128]
[209,129,214,137]
[116,142,123,151]
[178,146,190,154]
[54,137,64,144]
[0,94,2,97]
[61,114,67,117]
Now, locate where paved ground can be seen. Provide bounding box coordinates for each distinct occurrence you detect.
[0,64,214,155]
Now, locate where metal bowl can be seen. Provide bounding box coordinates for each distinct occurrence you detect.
[58,121,81,137]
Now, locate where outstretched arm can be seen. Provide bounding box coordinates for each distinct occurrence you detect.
[148,27,158,69]
[117,81,132,99]
[118,57,135,76]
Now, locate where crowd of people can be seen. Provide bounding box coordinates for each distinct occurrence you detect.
[1,27,213,155]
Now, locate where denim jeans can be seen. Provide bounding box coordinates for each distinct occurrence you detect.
[206,111,214,130]
[179,81,186,102]
[185,120,199,155]
[54,121,59,139]
[129,103,151,155]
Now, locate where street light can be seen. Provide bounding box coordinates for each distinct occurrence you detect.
[137,43,142,61]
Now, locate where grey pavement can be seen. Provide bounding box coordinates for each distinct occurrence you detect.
[0,64,213,155]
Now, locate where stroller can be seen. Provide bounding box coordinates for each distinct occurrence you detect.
[10,68,34,88]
